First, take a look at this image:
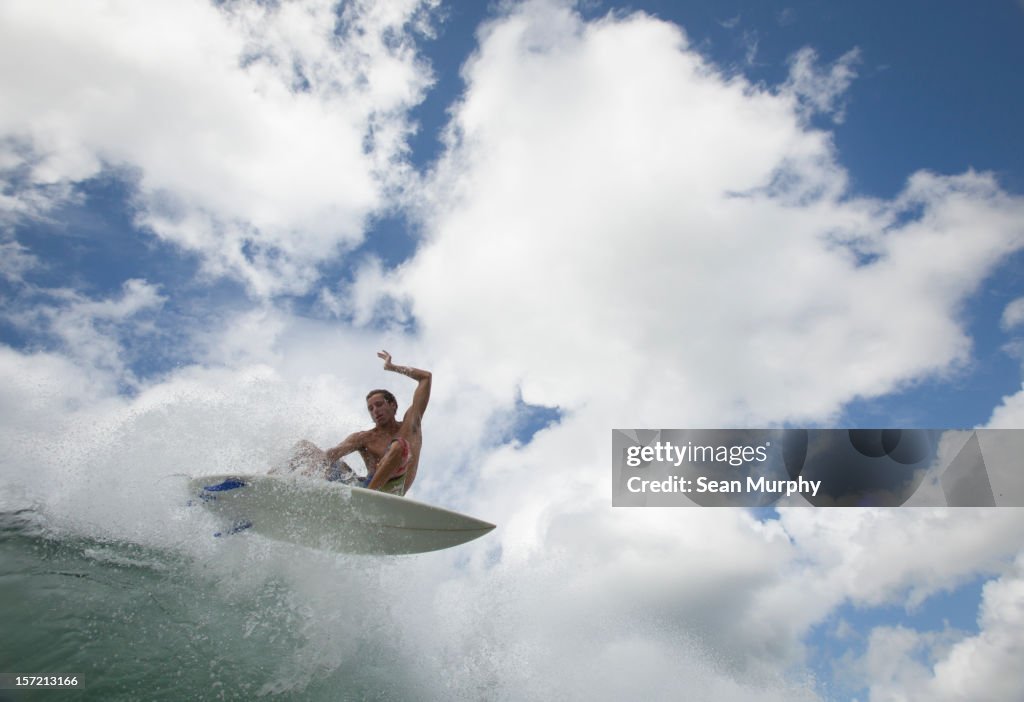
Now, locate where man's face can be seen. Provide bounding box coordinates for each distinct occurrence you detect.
[367,393,396,426]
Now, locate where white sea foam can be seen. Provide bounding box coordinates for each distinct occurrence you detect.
[0,359,904,700]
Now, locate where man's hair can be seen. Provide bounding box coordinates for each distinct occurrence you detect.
[366,389,397,406]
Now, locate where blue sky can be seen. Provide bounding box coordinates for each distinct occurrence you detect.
[2,1,1024,699]
[5,0,1023,416]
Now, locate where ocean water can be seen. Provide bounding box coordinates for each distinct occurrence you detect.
[0,505,463,701]
[0,373,506,702]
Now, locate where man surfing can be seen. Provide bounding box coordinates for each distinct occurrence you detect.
[280,351,431,496]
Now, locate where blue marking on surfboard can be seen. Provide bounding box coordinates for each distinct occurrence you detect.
[213,520,254,538]
[203,478,247,492]
[194,478,252,536]
[188,491,220,506]
[187,478,247,506]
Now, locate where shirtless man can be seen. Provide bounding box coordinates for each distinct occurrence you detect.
[282,351,431,496]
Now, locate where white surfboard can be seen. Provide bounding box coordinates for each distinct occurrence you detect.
[189,474,495,555]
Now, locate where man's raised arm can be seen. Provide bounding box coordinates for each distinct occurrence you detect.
[378,350,431,417]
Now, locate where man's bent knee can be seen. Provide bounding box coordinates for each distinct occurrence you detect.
[288,440,328,476]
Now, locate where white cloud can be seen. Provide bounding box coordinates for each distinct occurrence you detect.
[783,46,861,123]
[0,0,438,296]
[985,297,1024,428]
[922,556,1024,701]
[376,1,1024,427]
[777,508,1024,610]
[986,386,1024,427]
[0,139,81,229]
[320,254,411,327]
[0,239,39,281]
[355,2,1024,695]
[1001,296,1024,330]
[850,553,1024,702]
[854,626,937,700]
[0,346,118,436]
[2,279,166,387]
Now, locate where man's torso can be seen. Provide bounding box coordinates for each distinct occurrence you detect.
[357,419,422,477]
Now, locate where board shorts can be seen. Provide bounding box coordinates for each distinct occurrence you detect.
[325,438,410,497]
[376,437,411,496]
[377,473,407,496]
[326,459,358,483]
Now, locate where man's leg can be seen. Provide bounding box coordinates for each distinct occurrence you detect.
[271,440,361,482]
[369,439,410,495]
[279,439,329,477]
[402,464,417,493]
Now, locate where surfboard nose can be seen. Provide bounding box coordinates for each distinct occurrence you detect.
[465,517,496,533]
